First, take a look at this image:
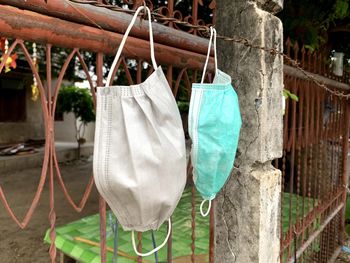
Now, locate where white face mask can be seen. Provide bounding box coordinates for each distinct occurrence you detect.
[93,6,187,256]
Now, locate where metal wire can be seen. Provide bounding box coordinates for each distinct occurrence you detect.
[67,0,350,99]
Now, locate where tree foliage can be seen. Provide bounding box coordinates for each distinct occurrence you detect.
[56,85,95,125]
[278,0,350,51]
[56,85,95,158]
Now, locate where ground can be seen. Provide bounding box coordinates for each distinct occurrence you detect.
[0,159,99,263]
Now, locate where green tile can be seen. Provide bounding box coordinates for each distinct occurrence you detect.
[44,187,213,262]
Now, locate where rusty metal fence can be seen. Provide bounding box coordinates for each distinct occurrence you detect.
[0,1,350,263]
[0,1,216,262]
[278,40,350,262]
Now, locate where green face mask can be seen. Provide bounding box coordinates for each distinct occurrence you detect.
[189,27,242,216]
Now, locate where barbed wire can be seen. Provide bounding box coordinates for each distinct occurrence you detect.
[68,0,350,99]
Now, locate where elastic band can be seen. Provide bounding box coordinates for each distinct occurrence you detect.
[131,218,171,257]
[106,5,157,86]
[200,26,218,84]
[200,199,212,217]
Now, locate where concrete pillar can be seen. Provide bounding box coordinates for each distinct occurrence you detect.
[215,1,283,262]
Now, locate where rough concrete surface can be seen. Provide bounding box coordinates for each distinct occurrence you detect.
[215,0,283,262]
[216,2,283,166]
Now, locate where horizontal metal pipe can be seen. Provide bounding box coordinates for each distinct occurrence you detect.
[284,65,350,91]
[0,5,212,70]
[281,188,344,250]
[0,0,211,55]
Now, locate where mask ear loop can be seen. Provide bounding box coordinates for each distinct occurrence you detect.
[106,5,157,86]
[200,199,212,217]
[200,26,218,84]
[131,218,172,257]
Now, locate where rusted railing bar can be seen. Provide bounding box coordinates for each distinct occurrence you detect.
[137,232,142,263]
[99,196,107,263]
[192,0,198,35]
[96,51,107,263]
[0,0,211,55]
[284,65,350,91]
[209,199,215,263]
[330,97,336,196]
[287,76,297,258]
[287,203,343,263]
[167,0,174,28]
[296,80,303,224]
[340,101,350,244]
[167,217,173,263]
[191,183,196,263]
[282,188,343,250]
[0,5,212,71]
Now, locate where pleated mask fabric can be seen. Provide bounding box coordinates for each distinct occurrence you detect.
[93,6,186,252]
[189,27,242,216]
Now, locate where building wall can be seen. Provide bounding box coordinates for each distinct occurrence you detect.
[53,79,95,143]
[0,78,95,145]
[0,86,44,144]
[54,113,95,142]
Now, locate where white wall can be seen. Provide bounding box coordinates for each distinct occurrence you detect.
[54,113,95,142]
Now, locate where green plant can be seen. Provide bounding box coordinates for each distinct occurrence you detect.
[177,101,190,113]
[283,89,299,101]
[56,85,95,158]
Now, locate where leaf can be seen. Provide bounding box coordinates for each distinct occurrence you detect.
[198,0,204,6]
[304,45,315,52]
[289,93,299,101]
[283,89,290,98]
[283,89,299,101]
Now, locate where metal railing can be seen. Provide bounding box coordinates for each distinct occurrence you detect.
[278,40,350,262]
[0,1,349,263]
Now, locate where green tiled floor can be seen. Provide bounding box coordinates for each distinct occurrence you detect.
[281,193,315,234]
[45,187,210,262]
[45,189,314,262]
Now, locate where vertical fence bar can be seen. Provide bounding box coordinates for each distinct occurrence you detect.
[288,76,297,258]
[137,233,142,263]
[167,65,173,263]
[192,0,198,35]
[49,131,56,263]
[136,60,143,263]
[167,65,173,91]
[96,3,106,261]
[46,43,57,263]
[99,196,107,263]
[167,217,173,263]
[296,78,303,228]
[191,183,196,263]
[301,82,309,256]
[209,199,215,263]
[96,51,107,263]
[167,0,174,28]
[340,100,350,245]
